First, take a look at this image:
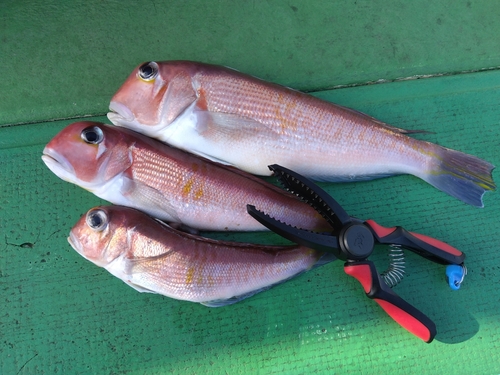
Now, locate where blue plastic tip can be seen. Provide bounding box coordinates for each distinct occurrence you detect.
[446,265,466,290]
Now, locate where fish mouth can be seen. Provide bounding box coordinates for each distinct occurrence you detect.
[108,101,165,138]
[68,232,98,263]
[68,230,110,267]
[108,101,135,126]
[42,148,104,193]
[68,230,91,259]
[41,147,76,182]
[67,231,83,255]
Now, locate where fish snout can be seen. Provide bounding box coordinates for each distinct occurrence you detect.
[68,230,108,266]
[108,101,135,123]
[41,147,76,179]
[67,231,83,255]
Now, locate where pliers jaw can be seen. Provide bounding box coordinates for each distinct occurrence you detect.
[250,164,372,261]
[247,164,467,343]
[267,164,351,229]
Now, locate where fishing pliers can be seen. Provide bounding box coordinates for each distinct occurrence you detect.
[247,165,467,343]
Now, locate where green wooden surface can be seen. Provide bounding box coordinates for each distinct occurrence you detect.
[1,1,499,374]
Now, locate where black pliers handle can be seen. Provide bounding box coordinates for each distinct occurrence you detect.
[247,164,466,343]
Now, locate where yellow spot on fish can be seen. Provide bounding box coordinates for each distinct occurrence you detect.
[186,267,195,285]
[182,176,203,199]
[274,92,299,134]
[194,187,204,200]
[182,178,194,196]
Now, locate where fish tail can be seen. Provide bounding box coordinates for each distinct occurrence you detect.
[313,252,337,268]
[423,145,495,207]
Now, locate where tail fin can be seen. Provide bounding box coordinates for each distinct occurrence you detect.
[424,146,495,207]
[313,252,337,268]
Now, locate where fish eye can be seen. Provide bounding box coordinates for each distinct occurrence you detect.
[86,209,108,232]
[138,61,159,81]
[81,126,104,144]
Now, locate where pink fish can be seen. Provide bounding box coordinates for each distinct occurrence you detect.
[42,121,329,232]
[68,206,334,306]
[107,60,495,207]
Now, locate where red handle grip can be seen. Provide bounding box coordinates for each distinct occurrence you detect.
[408,231,462,256]
[365,219,464,265]
[344,261,436,343]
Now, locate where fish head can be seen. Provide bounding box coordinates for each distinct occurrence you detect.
[68,206,130,267]
[108,61,198,137]
[42,121,132,191]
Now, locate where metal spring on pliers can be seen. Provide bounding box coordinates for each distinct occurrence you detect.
[381,244,406,288]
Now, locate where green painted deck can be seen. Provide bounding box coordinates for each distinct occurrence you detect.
[1,1,499,374]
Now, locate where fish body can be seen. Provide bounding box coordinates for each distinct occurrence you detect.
[42,121,329,231]
[107,60,495,206]
[69,206,333,306]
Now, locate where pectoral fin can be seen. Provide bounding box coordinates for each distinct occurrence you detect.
[125,280,158,294]
[195,110,282,141]
[121,173,181,223]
